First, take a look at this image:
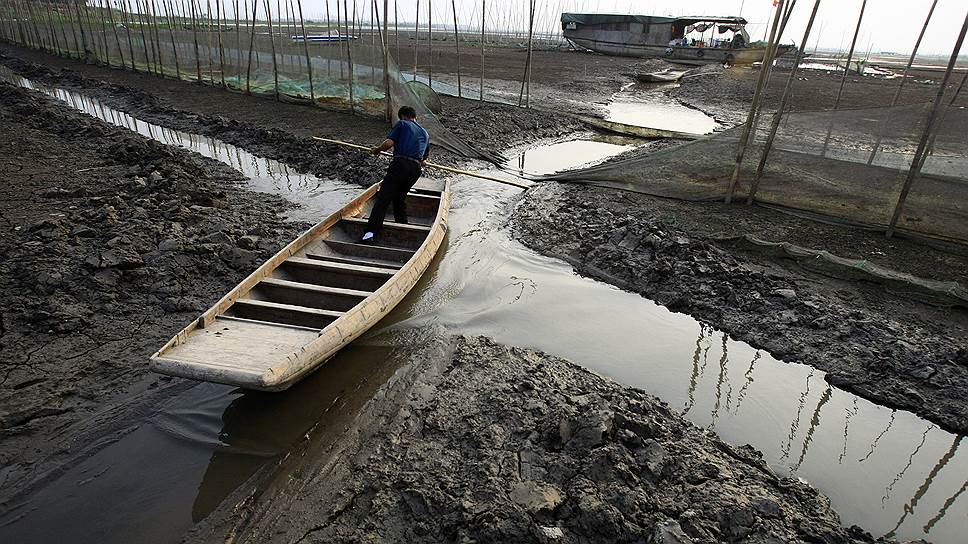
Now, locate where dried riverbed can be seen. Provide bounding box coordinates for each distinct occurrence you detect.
[1,43,966,543]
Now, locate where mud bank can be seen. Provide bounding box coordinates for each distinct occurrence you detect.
[0,83,303,500]
[513,183,968,435]
[190,336,901,544]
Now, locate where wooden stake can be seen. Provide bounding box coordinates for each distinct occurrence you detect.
[724,0,785,204]
[120,0,137,68]
[412,0,419,81]
[343,0,355,112]
[245,0,258,94]
[380,0,391,121]
[820,0,867,157]
[427,0,432,88]
[746,0,822,204]
[312,137,529,189]
[264,0,280,99]
[450,0,460,97]
[297,0,315,101]
[479,0,484,101]
[149,0,166,75]
[189,0,202,81]
[216,0,226,86]
[163,0,182,78]
[888,10,968,237]
[518,0,534,108]
[868,0,938,165]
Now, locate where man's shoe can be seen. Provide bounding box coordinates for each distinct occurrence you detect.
[360,231,375,245]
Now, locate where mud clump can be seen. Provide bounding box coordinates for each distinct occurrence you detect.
[0,83,304,495]
[233,336,894,543]
[512,183,968,435]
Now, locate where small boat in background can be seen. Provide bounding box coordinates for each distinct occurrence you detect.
[150,179,450,391]
[291,32,358,43]
[634,69,689,83]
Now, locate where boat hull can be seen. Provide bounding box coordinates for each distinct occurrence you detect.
[567,36,773,66]
[150,180,450,391]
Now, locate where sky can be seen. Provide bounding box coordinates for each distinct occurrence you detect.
[288,0,968,56]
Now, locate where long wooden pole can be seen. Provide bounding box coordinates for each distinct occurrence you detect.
[343,0,355,112]
[264,0,280,99]
[427,0,432,87]
[820,0,867,157]
[518,0,535,108]
[189,0,202,81]
[479,0,484,101]
[312,137,530,189]
[887,9,968,237]
[381,0,391,121]
[163,0,182,78]
[120,0,137,68]
[724,0,785,204]
[747,0,822,204]
[450,0,461,97]
[297,0,315,101]
[149,0,166,75]
[245,0,258,94]
[216,0,226,86]
[867,0,938,165]
[412,0,419,81]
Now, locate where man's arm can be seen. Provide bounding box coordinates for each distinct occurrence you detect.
[421,143,432,166]
[370,138,394,156]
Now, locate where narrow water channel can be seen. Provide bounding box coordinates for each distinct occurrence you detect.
[0,71,964,544]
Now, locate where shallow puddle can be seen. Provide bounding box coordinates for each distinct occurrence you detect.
[606,87,718,135]
[0,71,964,544]
[504,136,636,175]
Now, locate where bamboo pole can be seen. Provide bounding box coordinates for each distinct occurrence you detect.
[867,0,938,165]
[106,1,125,66]
[204,0,214,83]
[518,0,535,108]
[65,0,83,58]
[450,0,461,97]
[887,9,968,237]
[747,0,822,204]
[381,0,391,121]
[297,0,315,101]
[98,0,115,66]
[336,0,344,78]
[42,1,63,56]
[749,0,798,137]
[129,0,151,71]
[216,0,226,86]
[245,0,258,94]
[394,0,398,62]
[234,0,241,82]
[427,0,432,88]
[479,0,484,101]
[150,0,167,75]
[120,0,137,68]
[163,0,181,78]
[189,0,202,81]
[264,0,280,100]
[325,0,332,76]
[412,0,418,81]
[343,0,355,112]
[820,0,867,157]
[312,137,530,189]
[724,0,785,204]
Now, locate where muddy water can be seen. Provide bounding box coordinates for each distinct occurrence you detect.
[0,73,965,544]
[606,84,719,134]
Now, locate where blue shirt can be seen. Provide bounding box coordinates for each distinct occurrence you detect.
[387,119,430,161]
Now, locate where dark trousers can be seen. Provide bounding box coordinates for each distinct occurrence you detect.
[366,157,422,235]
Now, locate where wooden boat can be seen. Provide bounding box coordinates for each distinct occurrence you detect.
[149,179,450,391]
[635,69,689,83]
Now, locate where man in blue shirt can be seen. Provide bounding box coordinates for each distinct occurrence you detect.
[362,105,431,244]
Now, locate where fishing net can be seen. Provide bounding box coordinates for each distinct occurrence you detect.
[0,0,488,160]
[546,100,968,244]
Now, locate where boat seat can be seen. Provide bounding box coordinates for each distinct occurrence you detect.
[277,257,395,291]
[303,253,402,270]
[226,299,344,329]
[324,239,417,263]
[338,218,430,249]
